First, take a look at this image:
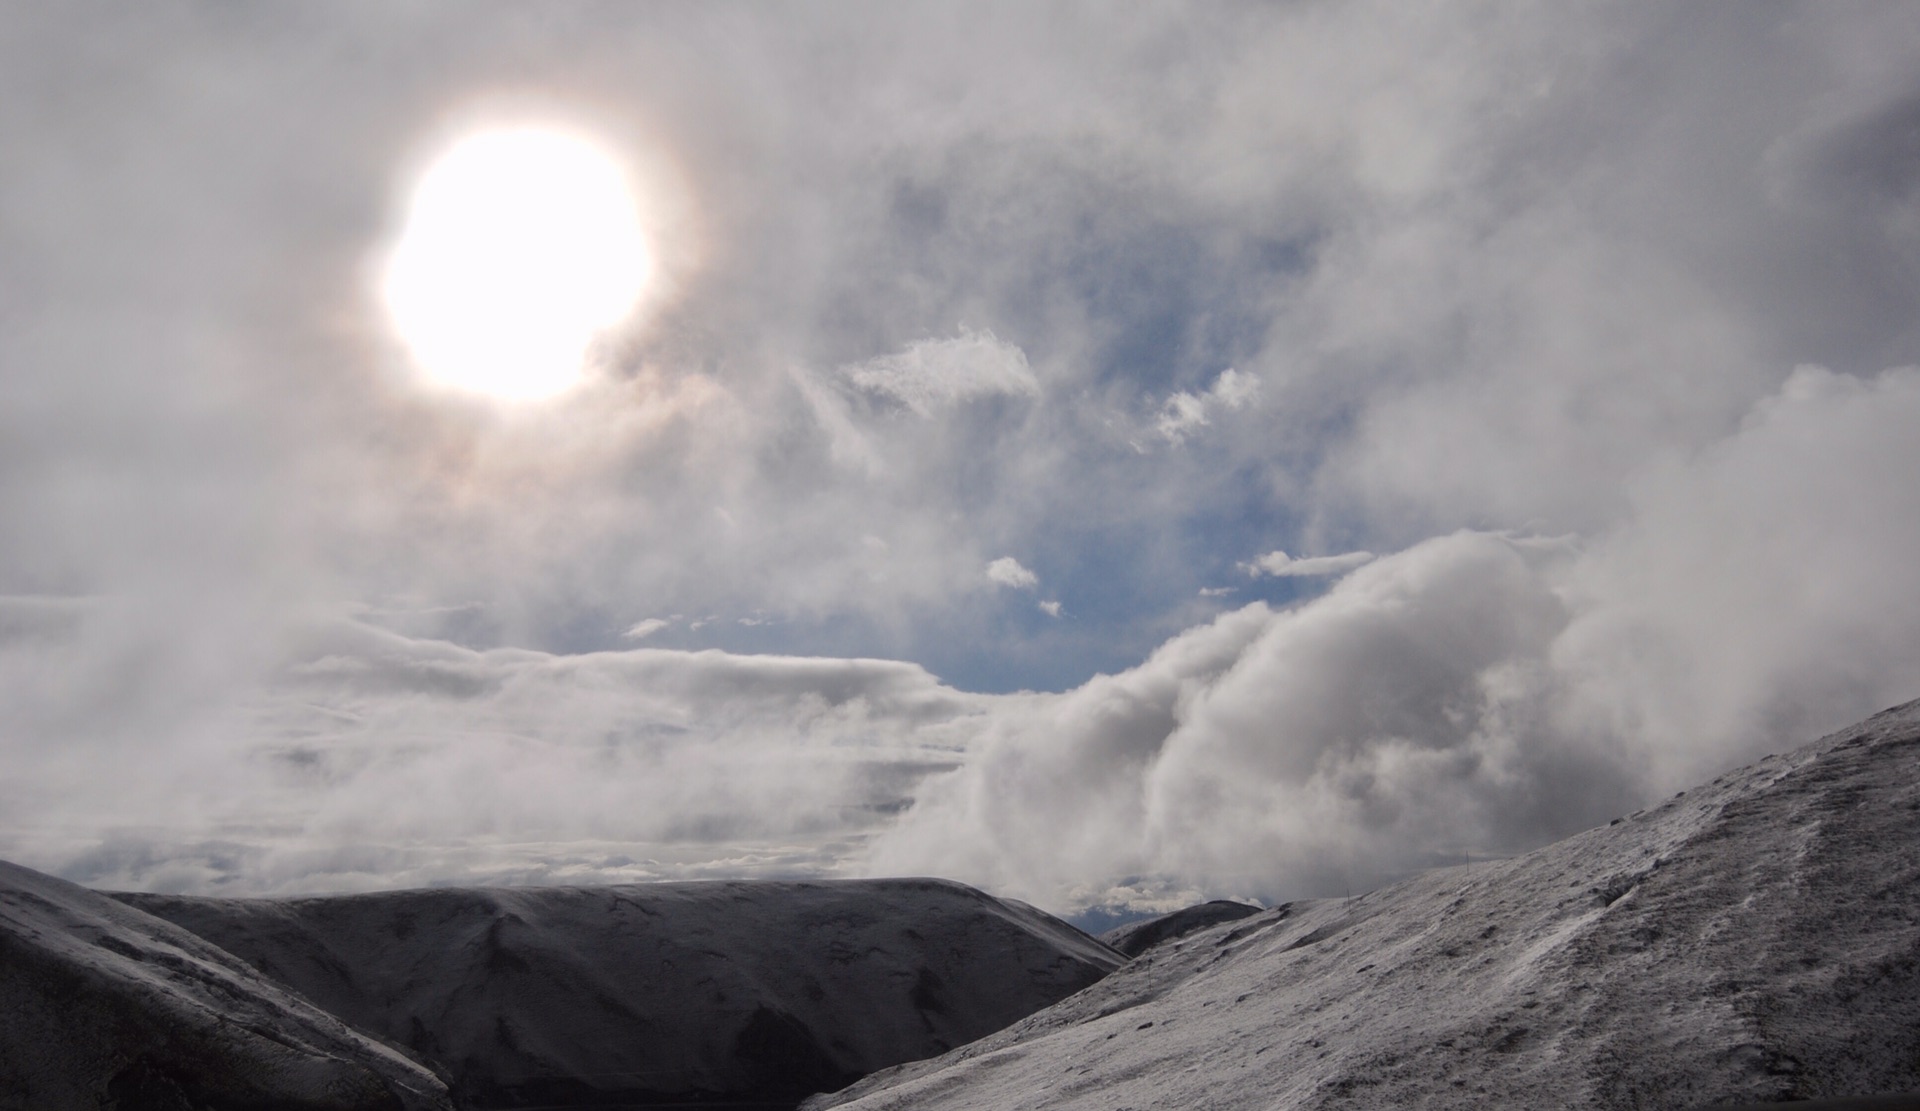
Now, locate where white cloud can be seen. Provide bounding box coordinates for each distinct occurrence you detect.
[1154,393,1209,444]
[864,366,1920,909]
[868,533,1584,907]
[3,618,986,894]
[1038,600,1062,618]
[622,618,671,640]
[1548,364,1920,783]
[986,557,1039,591]
[1243,550,1377,578]
[841,329,1041,417]
[1154,368,1261,446]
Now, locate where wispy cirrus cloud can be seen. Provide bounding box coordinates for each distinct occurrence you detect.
[1241,550,1376,579]
[841,329,1040,418]
[622,617,672,640]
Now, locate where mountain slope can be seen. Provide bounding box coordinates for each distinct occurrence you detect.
[1099,900,1263,959]
[806,700,1920,1111]
[0,860,451,1111]
[118,877,1121,1108]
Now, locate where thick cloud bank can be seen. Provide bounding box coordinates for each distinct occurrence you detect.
[871,367,1920,907]
[0,614,985,894]
[9,367,1915,909]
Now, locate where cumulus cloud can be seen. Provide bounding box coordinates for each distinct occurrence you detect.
[1154,368,1260,445]
[985,557,1039,590]
[864,366,1920,908]
[1242,550,1377,579]
[1549,364,1920,783]
[867,533,1599,906]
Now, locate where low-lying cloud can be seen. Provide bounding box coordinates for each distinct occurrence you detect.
[867,366,1920,908]
[0,615,984,894]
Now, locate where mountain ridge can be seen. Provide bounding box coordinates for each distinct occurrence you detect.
[804,699,1920,1110]
[112,876,1121,1108]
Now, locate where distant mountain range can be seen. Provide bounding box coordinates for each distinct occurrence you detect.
[5,700,1920,1110]
[1,872,1116,1110]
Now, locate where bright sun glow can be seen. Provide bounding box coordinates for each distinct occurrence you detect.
[382,126,651,402]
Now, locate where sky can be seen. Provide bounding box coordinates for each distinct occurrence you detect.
[5,1,1920,914]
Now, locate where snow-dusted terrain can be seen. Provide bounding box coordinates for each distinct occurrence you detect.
[115,877,1122,1108]
[806,700,1920,1111]
[0,860,451,1111]
[1099,900,1262,959]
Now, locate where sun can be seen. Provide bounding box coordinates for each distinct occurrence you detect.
[380,126,652,402]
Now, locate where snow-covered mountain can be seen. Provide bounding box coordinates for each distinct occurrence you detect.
[116,877,1122,1108]
[1099,900,1262,959]
[0,860,452,1111]
[806,700,1920,1111]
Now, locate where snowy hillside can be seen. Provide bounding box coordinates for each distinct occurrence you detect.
[117,877,1121,1108]
[1099,900,1262,959]
[806,700,1920,1111]
[0,860,451,1111]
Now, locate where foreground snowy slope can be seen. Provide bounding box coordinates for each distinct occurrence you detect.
[119,877,1121,1108]
[808,700,1920,1111]
[0,860,451,1111]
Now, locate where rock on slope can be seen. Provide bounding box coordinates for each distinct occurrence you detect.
[0,860,451,1111]
[1100,900,1263,959]
[806,699,1920,1111]
[118,877,1122,1108]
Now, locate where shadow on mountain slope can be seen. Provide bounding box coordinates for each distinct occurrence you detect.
[0,861,452,1111]
[115,877,1121,1109]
